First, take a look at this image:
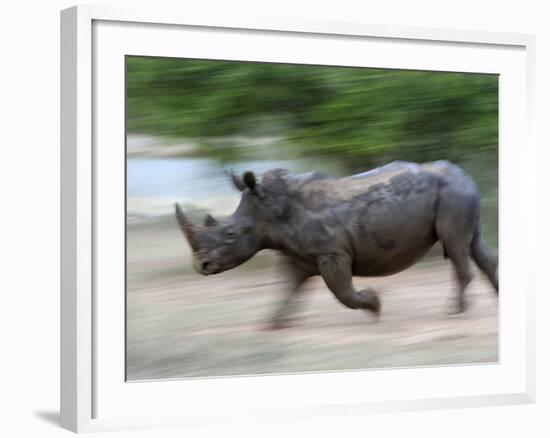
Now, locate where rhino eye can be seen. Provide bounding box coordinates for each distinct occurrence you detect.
[223,228,236,244]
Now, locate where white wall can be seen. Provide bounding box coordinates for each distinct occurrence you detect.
[0,1,547,437]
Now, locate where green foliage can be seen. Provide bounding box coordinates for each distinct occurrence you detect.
[126,56,497,165]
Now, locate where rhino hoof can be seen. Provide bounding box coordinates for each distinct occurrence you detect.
[447,299,467,315]
[361,288,381,319]
[263,318,296,331]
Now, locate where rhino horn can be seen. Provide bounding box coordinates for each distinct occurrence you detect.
[204,213,218,227]
[175,203,198,250]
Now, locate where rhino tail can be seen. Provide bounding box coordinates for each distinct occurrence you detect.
[470,227,498,293]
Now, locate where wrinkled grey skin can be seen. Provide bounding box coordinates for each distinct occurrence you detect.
[175,160,498,328]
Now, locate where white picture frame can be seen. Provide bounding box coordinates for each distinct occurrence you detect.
[60,4,537,433]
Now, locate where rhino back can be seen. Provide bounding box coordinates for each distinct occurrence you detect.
[292,161,441,213]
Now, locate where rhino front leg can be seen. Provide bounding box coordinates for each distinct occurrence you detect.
[269,260,311,329]
[318,254,381,316]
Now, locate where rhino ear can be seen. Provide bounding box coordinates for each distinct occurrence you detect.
[230,172,246,192]
[203,213,218,227]
[243,171,256,190]
[243,171,264,197]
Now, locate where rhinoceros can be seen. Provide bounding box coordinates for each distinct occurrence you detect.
[175,160,498,327]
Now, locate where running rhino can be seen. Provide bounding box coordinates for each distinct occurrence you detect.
[175,160,498,328]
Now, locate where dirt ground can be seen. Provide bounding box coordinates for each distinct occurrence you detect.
[126,216,498,381]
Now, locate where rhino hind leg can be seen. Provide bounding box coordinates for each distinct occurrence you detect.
[318,254,381,316]
[444,246,473,314]
[435,190,477,314]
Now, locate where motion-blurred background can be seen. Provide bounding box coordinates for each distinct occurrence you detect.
[126,57,498,380]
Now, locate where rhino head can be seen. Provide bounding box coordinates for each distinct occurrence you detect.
[175,170,289,275]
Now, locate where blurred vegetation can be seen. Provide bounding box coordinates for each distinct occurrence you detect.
[127,56,497,166]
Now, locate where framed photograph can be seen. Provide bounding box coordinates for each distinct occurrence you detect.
[61,5,536,433]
